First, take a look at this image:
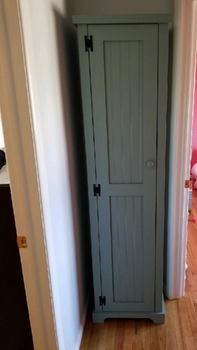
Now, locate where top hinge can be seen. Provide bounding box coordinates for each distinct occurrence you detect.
[84,35,93,52]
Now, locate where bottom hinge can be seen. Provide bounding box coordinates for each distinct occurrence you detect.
[93,184,101,196]
[99,296,106,306]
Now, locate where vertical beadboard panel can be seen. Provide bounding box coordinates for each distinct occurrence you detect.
[104,41,143,184]
[110,196,143,302]
[88,24,158,312]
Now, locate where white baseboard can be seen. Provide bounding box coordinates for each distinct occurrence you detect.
[74,284,92,350]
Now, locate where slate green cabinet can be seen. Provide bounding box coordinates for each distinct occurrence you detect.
[73,15,171,324]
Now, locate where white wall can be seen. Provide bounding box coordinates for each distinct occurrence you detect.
[19,0,92,349]
[74,0,173,15]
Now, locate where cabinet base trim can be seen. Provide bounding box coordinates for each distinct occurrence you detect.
[92,297,165,324]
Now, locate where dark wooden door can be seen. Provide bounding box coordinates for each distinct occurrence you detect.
[0,186,34,350]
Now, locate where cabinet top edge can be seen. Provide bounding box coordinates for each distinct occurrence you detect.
[72,14,173,25]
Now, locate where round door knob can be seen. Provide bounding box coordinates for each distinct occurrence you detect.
[146,161,155,168]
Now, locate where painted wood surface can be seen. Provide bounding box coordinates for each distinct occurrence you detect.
[155,24,169,312]
[77,25,103,312]
[89,24,158,312]
[79,190,197,349]
[104,40,143,184]
[73,14,173,25]
[111,196,143,303]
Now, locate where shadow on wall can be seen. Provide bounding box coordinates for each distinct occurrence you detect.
[53,9,92,315]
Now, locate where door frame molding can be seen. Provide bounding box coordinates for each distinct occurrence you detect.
[0,1,57,349]
[165,0,197,299]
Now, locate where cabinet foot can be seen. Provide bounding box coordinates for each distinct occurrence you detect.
[92,299,165,324]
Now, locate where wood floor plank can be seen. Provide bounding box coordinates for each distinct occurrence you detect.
[114,320,126,350]
[86,323,101,350]
[165,299,180,350]
[80,315,93,350]
[134,320,151,350]
[97,324,107,350]
[80,190,197,350]
[122,320,135,350]
[104,320,117,350]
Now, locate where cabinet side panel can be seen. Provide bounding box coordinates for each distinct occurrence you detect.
[77,24,102,311]
[156,23,169,311]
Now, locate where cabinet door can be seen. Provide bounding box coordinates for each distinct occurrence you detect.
[89,24,158,312]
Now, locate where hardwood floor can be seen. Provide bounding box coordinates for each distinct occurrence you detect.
[80,191,197,349]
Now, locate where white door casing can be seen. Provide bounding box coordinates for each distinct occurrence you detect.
[0,1,57,349]
[165,0,197,299]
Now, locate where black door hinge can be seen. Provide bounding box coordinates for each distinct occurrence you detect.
[99,296,106,306]
[93,184,101,196]
[85,35,93,52]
